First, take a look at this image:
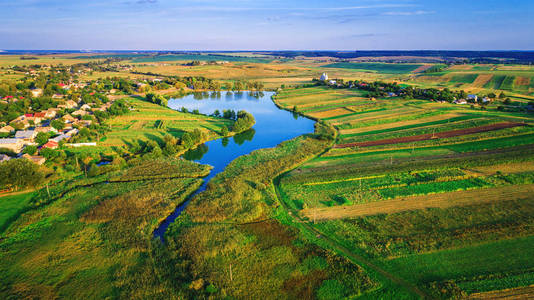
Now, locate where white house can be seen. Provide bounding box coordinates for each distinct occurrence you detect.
[320,73,328,81]
[31,88,43,97]
[467,94,478,102]
[0,138,24,153]
[15,130,37,141]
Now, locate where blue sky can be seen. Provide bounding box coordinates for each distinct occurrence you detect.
[1,0,533,50]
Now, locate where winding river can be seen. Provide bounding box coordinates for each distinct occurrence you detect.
[153,91,315,241]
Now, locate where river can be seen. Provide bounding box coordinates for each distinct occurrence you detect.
[153,91,315,241]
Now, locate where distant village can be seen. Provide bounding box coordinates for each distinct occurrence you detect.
[318,72,494,106]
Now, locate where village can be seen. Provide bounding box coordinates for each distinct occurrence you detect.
[0,81,115,165]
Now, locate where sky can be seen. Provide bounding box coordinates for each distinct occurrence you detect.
[0,0,533,50]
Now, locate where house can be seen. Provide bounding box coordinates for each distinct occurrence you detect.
[41,140,58,150]
[65,128,79,137]
[75,120,92,127]
[467,94,478,102]
[22,154,46,165]
[34,112,46,119]
[482,97,491,103]
[454,99,468,104]
[35,126,57,134]
[50,134,69,143]
[44,108,58,118]
[30,88,43,97]
[0,154,11,162]
[72,110,89,116]
[62,114,77,123]
[10,119,30,129]
[387,92,397,97]
[80,104,92,111]
[0,125,15,133]
[24,114,42,124]
[65,100,78,109]
[15,130,37,141]
[320,73,328,81]
[328,80,337,85]
[52,94,64,99]
[0,138,24,153]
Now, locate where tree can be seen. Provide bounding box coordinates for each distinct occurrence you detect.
[0,158,44,190]
[146,92,168,106]
[51,119,65,131]
[35,132,50,145]
[221,126,229,136]
[231,110,255,133]
[23,145,37,155]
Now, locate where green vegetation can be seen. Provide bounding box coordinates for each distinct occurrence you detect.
[323,62,423,74]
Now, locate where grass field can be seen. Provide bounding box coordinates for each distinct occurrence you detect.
[0,192,34,233]
[0,160,209,299]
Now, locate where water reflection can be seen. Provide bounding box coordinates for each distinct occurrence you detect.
[233,128,256,145]
[183,143,209,161]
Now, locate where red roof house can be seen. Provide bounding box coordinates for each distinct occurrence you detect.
[41,140,59,150]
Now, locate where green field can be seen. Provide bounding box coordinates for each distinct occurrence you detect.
[323,62,423,74]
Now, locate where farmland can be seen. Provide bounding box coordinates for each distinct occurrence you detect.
[102,97,232,148]
[274,83,534,298]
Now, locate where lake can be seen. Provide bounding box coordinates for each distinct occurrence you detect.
[153,91,315,241]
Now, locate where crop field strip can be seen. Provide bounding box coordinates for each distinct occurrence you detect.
[337,117,498,144]
[314,133,534,169]
[300,184,534,220]
[471,74,494,87]
[328,106,424,125]
[338,113,464,135]
[299,98,373,113]
[467,285,534,299]
[334,122,527,148]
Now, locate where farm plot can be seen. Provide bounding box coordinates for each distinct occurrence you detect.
[300,97,373,113]
[301,184,534,220]
[338,113,464,136]
[329,106,423,126]
[483,75,507,89]
[337,117,498,144]
[308,107,354,119]
[334,122,526,148]
[471,74,493,87]
[450,73,478,84]
[276,91,363,109]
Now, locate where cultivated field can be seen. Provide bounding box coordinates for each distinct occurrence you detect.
[274,84,534,298]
